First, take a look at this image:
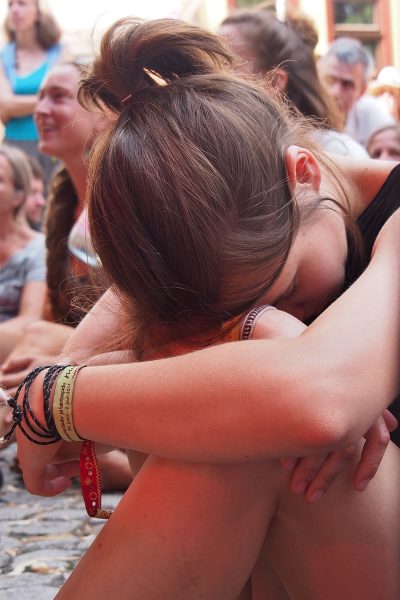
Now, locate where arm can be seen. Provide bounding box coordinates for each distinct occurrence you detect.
[0,280,47,332]
[19,210,399,465]
[0,65,37,123]
[60,287,133,364]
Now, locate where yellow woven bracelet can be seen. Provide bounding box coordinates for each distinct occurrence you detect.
[52,365,85,442]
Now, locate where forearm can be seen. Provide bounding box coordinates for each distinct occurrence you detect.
[0,94,37,122]
[60,288,132,364]
[70,239,399,462]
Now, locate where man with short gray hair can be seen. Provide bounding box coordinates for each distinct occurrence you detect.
[318,37,394,146]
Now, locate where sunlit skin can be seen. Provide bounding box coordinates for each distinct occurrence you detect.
[368,127,400,162]
[261,205,348,322]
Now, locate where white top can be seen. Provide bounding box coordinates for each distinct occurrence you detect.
[313,129,369,158]
[345,95,395,147]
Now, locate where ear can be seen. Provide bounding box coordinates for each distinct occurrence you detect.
[284,145,321,193]
[271,68,289,92]
[12,190,25,214]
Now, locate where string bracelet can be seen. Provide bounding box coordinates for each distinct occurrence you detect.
[50,365,112,519]
[52,366,86,442]
[0,365,66,446]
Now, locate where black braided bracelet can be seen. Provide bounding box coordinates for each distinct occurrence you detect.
[0,365,68,446]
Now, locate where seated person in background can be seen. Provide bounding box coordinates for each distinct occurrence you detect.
[24,156,46,231]
[367,124,400,162]
[0,62,131,491]
[219,6,368,158]
[0,144,46,341]
[368,66,400,122]
[318,37,394,146]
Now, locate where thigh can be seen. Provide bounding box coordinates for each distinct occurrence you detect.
[263,442,400,600]
[56,457,287,600]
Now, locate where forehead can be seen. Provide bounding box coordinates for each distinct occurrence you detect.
[10,0,37,7]
[218,23,259,73]
[41,65,80,93]
[321,55,365,85]
[371,128,400,146]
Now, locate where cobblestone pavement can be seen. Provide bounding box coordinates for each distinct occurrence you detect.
[0,445,122,599]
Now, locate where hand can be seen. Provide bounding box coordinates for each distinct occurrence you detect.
[14,369,80,496]
[0,354,40,396]
[0,353,67,396]
[281,409,396,502]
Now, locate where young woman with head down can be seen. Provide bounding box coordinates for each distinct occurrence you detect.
[12,19,400,599]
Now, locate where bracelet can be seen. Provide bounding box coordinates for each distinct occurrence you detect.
[80,441,113,520]
[1,365,65,446]
[1,365,112,520]
[52,366,86,442]
[240,305,276,340]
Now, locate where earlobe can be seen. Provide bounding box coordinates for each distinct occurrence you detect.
[284,145,321,192]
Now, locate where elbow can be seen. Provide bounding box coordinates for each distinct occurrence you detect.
[285,378,362,454]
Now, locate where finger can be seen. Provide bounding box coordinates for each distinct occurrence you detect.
[280,457,298,470]
[0,369,30,392]
[1,355,34,373]
[304,446,357,503]
[354,415,390,492]
[382,409,398,433]
[288,454,328,496]
[53,460,80,478]
[22,462,76,497]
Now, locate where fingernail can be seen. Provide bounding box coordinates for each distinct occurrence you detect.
[308,490,323,503]
[294,481,307,495]
[356,479,369,491]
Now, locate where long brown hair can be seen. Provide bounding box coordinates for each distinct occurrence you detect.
[221,7,341,130]
[80,18,348,354]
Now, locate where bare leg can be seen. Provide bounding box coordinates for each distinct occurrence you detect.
[55,444,400,599]
[258,442,400,600]
[56,458,285,599]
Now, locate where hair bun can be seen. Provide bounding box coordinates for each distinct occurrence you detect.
[80,18,232,113]
[285,12,318,50]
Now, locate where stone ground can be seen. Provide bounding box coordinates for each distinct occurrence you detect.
[0,445,122,599]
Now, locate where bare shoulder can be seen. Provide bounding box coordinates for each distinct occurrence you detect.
[331,154,398,218]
